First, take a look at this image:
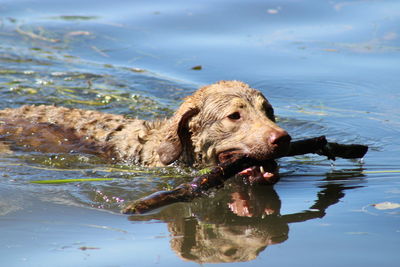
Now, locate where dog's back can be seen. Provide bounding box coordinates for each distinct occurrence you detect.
[0,105,145,160]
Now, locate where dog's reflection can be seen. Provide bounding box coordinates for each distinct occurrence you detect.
[129,178,362,263]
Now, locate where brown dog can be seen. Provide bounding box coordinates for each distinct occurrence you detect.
[0,81,291,183]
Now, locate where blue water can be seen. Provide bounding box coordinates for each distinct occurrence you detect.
[0,0,399,266]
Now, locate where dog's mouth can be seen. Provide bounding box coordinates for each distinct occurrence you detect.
[217,150,280,185]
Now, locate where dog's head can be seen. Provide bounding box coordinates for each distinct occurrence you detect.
[157,81,291,184]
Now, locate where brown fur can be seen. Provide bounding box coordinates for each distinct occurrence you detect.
[0,81,290,167]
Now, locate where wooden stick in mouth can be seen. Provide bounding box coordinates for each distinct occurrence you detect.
[122,136,368,214]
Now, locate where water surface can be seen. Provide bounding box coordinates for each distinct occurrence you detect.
[0,0,399,266]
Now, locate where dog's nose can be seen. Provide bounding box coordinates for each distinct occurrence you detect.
[270,130,291,146]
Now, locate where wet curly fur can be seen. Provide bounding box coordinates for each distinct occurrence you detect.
[0,81,290,167]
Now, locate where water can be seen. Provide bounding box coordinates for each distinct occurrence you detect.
[0,0,399,266]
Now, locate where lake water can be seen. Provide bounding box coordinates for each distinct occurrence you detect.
[0,0,399,266]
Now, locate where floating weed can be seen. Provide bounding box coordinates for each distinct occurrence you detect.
[48,15,100,21]
[64,98,107,106]
[362,170,400,174]
[3,80,23,85]
[54,85,148,107]
[16,25,60,43]
[9,86,39,95]
[0,56,51,66]
[0,49,175,119]
[63,72,104,80]
[63,54,78,59]
[31,178,116,184]
[198,167,212,175]
[0,69,19,75]
[56,87,76,94]
[79,246,100,251]
[295,107,328,116]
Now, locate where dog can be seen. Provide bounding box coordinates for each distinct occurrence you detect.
[0,81,291,184]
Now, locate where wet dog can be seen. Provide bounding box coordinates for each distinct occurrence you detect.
[0,81,291,183]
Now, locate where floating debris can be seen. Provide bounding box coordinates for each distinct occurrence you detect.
[49,15,99,21]
[129,67,146,73]
[191,65,202,70]
[79,246,100,251]
[372,202,400,210]
[65,31,92,37]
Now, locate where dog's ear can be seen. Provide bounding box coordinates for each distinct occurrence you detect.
[157,100,200,165]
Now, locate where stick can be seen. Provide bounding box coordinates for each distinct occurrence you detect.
[287,136,369,160]
[122,136,368,214]
[122,156,263,214]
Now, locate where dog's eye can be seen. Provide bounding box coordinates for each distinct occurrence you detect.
[262,102,274,117]
[265,107,275,121]
[227,112,241,120]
